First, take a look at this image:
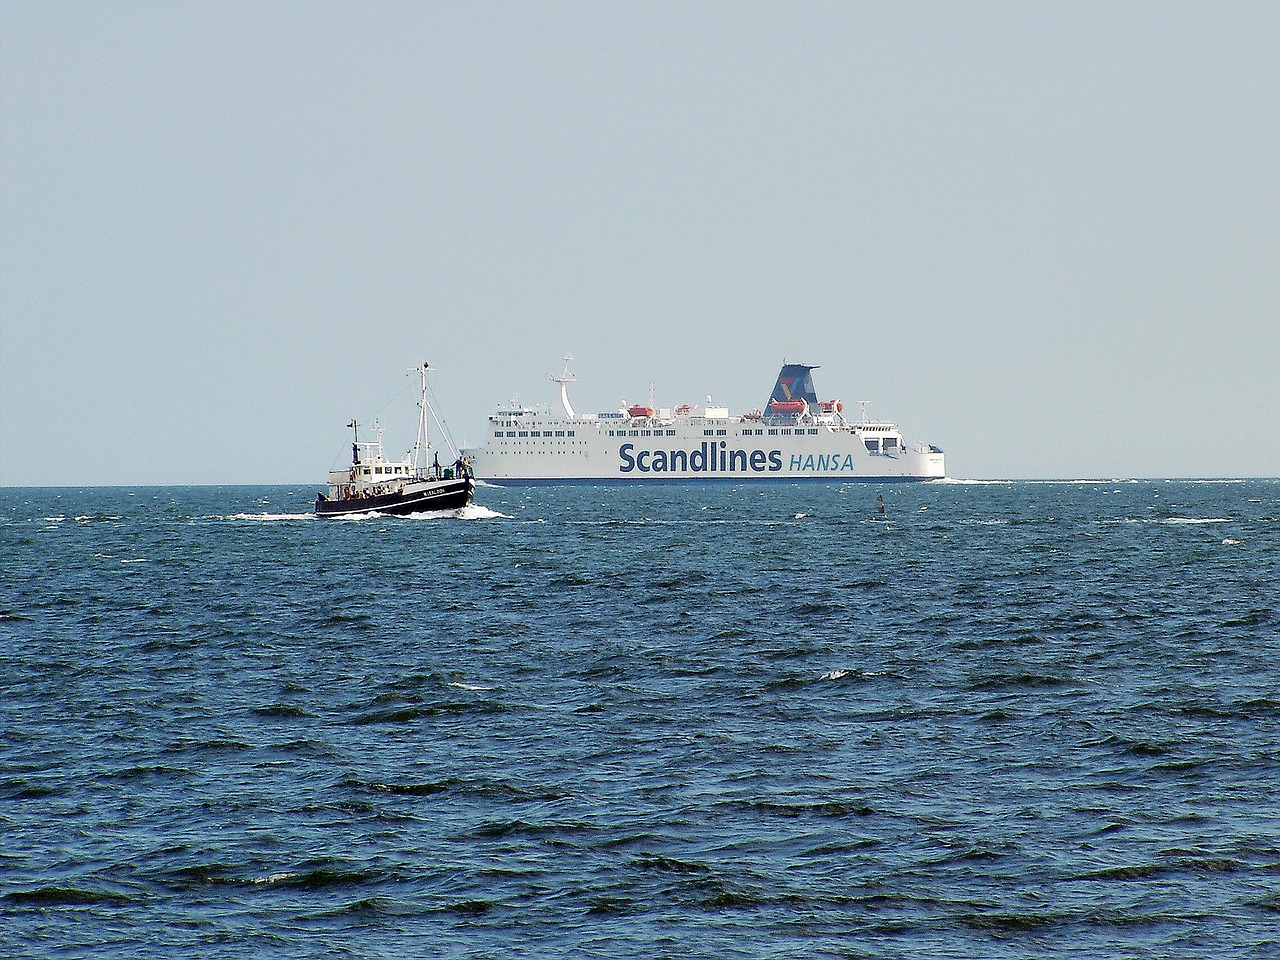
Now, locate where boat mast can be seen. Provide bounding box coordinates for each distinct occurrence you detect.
[414,362,431,475]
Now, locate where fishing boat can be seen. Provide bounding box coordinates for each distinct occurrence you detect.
[315,362,474,517]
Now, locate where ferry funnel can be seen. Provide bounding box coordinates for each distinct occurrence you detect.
[767,364,819,410]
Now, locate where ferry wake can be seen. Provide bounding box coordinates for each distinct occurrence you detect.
[464,358,945,484]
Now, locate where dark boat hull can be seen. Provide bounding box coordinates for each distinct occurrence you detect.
[314,477,474,517]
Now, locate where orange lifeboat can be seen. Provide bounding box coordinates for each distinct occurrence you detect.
[768,399,806,416]
[742,408,764,421]
[628,405,655,418]
[819,400,844,413]
[674,404,692,415]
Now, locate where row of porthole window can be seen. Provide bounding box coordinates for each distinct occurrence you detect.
[498,430,577,437]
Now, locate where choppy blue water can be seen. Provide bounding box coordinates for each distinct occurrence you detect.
[2,480,1278,958]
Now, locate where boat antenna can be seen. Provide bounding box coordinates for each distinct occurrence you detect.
[857,400,870,423]
[348,420,360,464]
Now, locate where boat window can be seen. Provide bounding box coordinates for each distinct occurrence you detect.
[768,429,777,435]
[716,430,726,436]
[666,430,676,436]
[703,430,714,436]
[809,429,819,435]
[568,431,575,437]
[865,440,879,452]
[519,431,528,437]
[781,429,791,435]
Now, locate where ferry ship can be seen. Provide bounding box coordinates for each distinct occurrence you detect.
[464,358,945,484]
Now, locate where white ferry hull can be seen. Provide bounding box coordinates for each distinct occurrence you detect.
[468,433,944,484]
[464,361,945,486]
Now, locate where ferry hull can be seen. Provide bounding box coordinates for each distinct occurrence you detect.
[466,437,945,485]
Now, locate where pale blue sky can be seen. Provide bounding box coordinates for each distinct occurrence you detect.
[2,0,1276,484]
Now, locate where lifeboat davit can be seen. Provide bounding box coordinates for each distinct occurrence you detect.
[628,405,655,418]
[742,408,764,421]
[768,399,806,416]
[674,404,692,415]
[818,400,844,413]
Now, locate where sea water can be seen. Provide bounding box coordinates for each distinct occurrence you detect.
[2,480,1277,958]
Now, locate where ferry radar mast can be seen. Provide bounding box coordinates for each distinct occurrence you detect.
[551,354,577,419]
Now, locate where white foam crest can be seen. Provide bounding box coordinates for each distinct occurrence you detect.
[1222,538,1243,545]
[401,503,511,521]
[933,478,1012,485]
[250,872,297,886]
[226,512,315,521]
[455,503,511,520]
[820,669,854,681]
[1162,517,1232,525]
[448,681,493,691]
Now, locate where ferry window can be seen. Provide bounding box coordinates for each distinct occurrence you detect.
[809,429,819,435]
[666,430,676,436]
[568,431,575,437]
[865,440,879,452]
[556,431,564,437]
[768,429,778,435]
[519,431,528,437]
[703,429,714,436]
[629,430,639,436]
[781,429,791,435]
[716,429,726,436]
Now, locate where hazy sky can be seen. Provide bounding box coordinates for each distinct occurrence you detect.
[2,0,1276,484]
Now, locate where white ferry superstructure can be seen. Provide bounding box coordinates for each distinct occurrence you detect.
[464,359,946,484]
